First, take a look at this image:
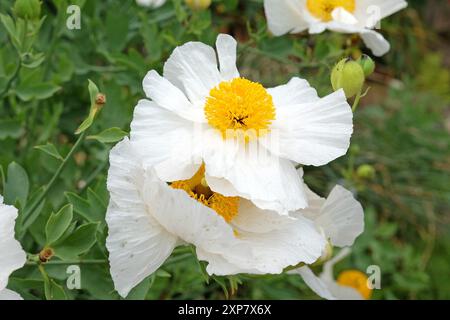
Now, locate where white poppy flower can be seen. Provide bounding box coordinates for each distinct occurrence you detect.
[264,0,408,56]
[106,139,328,298]
[136,0,166,8]
[129,33,353,215]
[289,179,367,300]
[0,195,26,300]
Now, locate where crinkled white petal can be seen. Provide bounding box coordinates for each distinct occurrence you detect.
[267,77,319,107]
[204,140,308,214]
[163,41,221,106]
[264,0,309,36]
[216,34,240,81]
[332,7,359,25]
[297,183,364,247]
[130,99,202,181]
[0,197,26,292]
[106,139,178,298]
[136,0,166,8]
[263,88,353,166]
[142,70,205,122]
[296,266,336,300]
[0,288,23,300]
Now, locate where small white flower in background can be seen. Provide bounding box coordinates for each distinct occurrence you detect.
[264,0,408,56]
[105,141,364,298]
[136,0,166,8]
[293,248,372,300]
[129,33,353,215]
[288,177,367,300]
[0,195,26,300]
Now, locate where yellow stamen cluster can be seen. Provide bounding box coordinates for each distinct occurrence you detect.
[204,78,275,139]
[337,270,373,300]
[171,165,239,223]
[306,0,356,22]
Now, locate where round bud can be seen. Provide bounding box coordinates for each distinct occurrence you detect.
[356,164,376,180]
[358,55,376,77]
[185,0,212,11]
[331,58,365,98]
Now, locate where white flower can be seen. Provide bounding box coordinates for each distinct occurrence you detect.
[129,33,353,215]
[106,139,328,298]
[289,179,367,300]
[264,0,408,56]
[136,0,166,8]
[0,195,26,300]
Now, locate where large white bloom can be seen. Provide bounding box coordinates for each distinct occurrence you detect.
[264,0,408,56]
[130,34,353,215]
[0,195,26,300]
[290,179,367,300]
[106,139,328,298]
[136,0,166,8]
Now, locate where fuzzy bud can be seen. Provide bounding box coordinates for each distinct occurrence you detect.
[185,0,212,11]
[331,58,365,98]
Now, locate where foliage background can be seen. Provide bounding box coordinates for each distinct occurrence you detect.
[0,0,449,300]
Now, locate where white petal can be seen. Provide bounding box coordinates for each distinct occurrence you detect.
[216,34,240,81]
[130,99,201,181]
[360,30,391,57]
[264,89,353,166]
[163,41,221,105]
[205,140,308,214]
[355,0,407,27]
[296,266,336,300]
[326,281,364,300]
[0,289,23,300]
[136,0,166,8]
[142,70,205,122]
[106,139,177,298]
[331,8,358,25]
[264,0,309,36]
[316,186,364,247]
[267,77,319,108]
[0,198,26,291]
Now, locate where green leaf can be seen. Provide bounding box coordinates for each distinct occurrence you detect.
[45,204,74,245]
[0,13,21,50]
[0,119,23,140]
[34,143,63,161]
[44,279,67,300]
[4,162,29,207]
[16,82,61,101]
[75,79,100,135]
[53,222,99,260]
[87,127,128,144]
[65,188,107,223]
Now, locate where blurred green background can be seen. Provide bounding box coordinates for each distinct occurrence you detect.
[0,0,449,300]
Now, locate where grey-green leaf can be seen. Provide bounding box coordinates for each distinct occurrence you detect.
[45,204,74,245]
[53,223,99,260]
[35,143,63,161]
[87,127,128,144]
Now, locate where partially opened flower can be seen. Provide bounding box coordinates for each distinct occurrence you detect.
[106,139,328,298]
[0,195,27,300]
[264,0,408,56]
[130,33,353,215]
[289,180,367,300]
[136,0,166,8]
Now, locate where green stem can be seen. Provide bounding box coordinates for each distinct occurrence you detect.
[0,59,21,98]
[352,90,362,112]
[28,259,107,266]
[21,131,87,230]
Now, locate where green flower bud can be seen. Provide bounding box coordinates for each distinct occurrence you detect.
[185,0,212,10]
[14,0,41,20]
[356,164,376,180]
[358,55,376,77]
[331,58,365,98]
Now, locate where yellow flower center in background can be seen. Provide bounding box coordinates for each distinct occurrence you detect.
[204,78,276,139]
[306,0,356,22]
[337,270,372,300]
[171,165,239,222]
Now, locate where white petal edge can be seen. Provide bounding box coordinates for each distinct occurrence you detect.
[0,288,23,300]
[216,34,240,81]
[106,139,178,298]
[360,30,391,57]
[264,0,309,36]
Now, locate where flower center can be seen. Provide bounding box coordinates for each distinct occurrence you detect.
[306,0,356,22]
[204,78,276,139]
[170,165,239,223]
[337,270,372,300]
